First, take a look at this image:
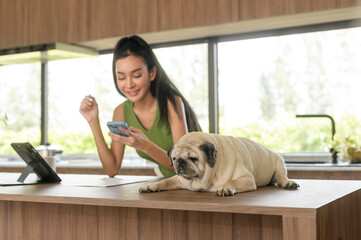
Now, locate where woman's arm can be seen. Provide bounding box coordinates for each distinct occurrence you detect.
[89,118,124,177]
[80,96,125,177]
[102,104,126,176]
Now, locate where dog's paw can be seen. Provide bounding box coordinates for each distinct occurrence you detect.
[139,184,162,193]
[281,180,300,190]
[216,188,235,197]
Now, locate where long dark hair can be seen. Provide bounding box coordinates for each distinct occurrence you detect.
[112,35,202,132]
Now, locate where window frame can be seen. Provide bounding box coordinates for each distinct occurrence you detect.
[2,19,361,164]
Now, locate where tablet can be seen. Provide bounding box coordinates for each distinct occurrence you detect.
[0,142,62,186]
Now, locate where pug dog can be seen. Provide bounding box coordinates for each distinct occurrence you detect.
[139,132,299,196]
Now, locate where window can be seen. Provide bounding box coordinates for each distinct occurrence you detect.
[153,43,209,131]
[218,26,361,155]
[47,54,123,154]
[0,63,41,154]
[0,42,208,158]
[45,43,209,155]
[2,22,361,165]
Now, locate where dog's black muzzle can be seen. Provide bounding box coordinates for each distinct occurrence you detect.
[175,159,198,179]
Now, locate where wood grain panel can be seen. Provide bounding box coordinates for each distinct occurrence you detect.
[57,0,89,43]
[187,211,214,239]
[133,0,159,34]
[187,211,233,240]
[179,0,197,29]
[0,0,29,48]
[27,0,58,45]
[0,201,8,240]
[88,0,128,40]
[239,0,310,20]
[9,201,23,240]
[158,0,239,31]
[238,0,357,20]
[163,209,187,240]
[312,0,337,11]
[239,0,266,20]
[158,0,187,31]
[336,0,361,7]
[210,212,232,239]
[261,215,283,239]
[283,215,316,240]
[194,0,239,26]
[233,214,283,240]
[87,0,158,41]
[76,205,99,239]
[317,189,361,240]
[6,201,285,240]
[138,208,163,239]
[8,202,102,240]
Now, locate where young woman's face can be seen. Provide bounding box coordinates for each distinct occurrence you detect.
[115,55,156,102]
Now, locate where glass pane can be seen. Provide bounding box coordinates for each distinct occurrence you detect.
[47,43,208,155]
[218,27,361,154]
[48,54,124,154]
[153,43,209,131]
[0,63,41,154]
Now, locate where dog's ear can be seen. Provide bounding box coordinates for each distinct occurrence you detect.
[199,142,217,168]
[167,145,174,167]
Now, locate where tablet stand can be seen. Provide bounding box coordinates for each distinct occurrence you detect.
[17,163,37,183]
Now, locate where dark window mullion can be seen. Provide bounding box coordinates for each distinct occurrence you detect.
[208,39,219,134]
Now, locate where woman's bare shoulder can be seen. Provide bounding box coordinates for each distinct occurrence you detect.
[113,102,125,121]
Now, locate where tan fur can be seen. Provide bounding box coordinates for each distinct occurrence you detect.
[139,132,299,196]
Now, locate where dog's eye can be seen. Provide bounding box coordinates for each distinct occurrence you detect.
[189,157,198,162]
[172,157,176,161]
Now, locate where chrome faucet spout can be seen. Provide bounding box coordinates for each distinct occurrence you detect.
[296,114,337,164]
[296,114,336,140]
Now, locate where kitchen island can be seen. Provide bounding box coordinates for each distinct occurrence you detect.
[0,173,360,240]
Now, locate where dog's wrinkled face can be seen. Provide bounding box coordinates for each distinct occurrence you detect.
[168,141,217,180]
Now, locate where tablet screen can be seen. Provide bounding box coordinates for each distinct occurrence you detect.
[9,142,62,184]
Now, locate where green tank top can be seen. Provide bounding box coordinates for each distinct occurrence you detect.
[123,100,175,178]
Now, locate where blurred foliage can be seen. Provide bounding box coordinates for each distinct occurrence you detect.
[220,113,361,153]
[0,127,135,154]
[48,130,97,154]
[0,127,41,154]
[330,115,361,158]
[1,114,360,154]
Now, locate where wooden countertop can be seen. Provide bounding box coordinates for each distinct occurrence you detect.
[0,173,360,218]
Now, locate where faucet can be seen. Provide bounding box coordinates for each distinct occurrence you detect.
[296,114,337,164]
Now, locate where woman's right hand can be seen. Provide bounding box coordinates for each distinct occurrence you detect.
[79,95,99,123]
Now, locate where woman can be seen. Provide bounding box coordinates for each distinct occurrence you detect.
[80,35,201,177]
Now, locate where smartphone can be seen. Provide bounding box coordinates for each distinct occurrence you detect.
[107,121,129,137]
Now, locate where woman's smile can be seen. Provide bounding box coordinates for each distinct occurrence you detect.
[127,89,140,97]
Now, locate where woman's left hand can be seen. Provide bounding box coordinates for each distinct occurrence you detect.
[108,126,151,152]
